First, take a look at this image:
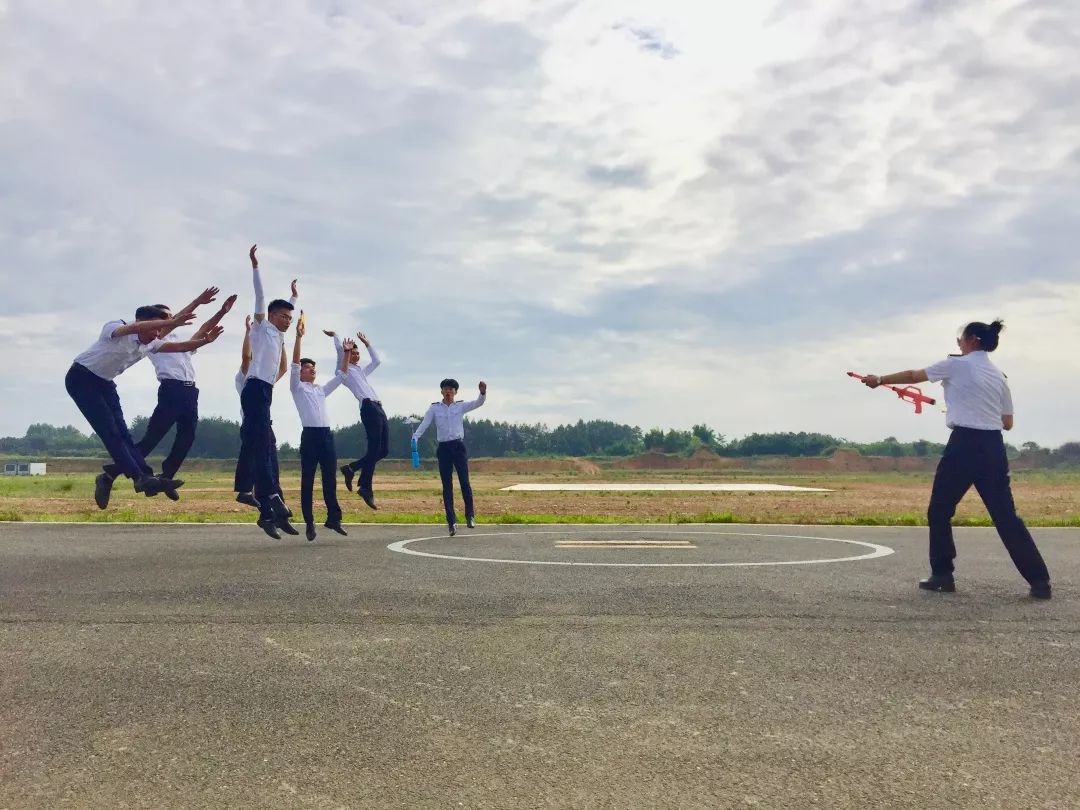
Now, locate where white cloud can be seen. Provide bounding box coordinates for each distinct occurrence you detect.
[2,0,1078,445]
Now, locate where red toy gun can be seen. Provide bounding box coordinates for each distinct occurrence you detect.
[847,372,936,414]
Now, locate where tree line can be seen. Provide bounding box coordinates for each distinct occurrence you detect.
[5,419,1080,463]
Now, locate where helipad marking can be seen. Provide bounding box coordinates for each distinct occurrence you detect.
[500,483,832,492]
[387,530,894,568]
[556,543,697,550]
[555,539,697,550]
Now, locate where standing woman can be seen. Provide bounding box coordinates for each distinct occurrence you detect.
[861,319,1051,599]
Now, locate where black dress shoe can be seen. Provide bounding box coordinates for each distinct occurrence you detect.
[306,524,317,542]
[919,575,956,592]
[340,465,354,492]
[94,473,115,510]
[1030,582,1052,600]
[359,489,378,510]
[466,515,475,529]
[323,521,348,536]
[157,478,183,501]
[133,474,162,496]
[269,494,291,520]
[448,522,456,537]
[276,516,300,536]
[236,492,260,509]
[257,517,281,539]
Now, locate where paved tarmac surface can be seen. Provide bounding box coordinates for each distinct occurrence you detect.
[1,522,1077,809]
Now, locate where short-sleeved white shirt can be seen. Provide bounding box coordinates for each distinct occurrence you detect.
[73,320,163,381]
[149,333,196,382]
[247,319,285,385]
[924,351,1013,431]
[234,371,246,398]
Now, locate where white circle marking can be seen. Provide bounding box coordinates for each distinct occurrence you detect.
[386,529,895,568]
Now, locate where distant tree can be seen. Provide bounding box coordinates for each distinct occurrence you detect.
[642,428,666,451]
[1054,442,1080,463]
[691,424,722,449]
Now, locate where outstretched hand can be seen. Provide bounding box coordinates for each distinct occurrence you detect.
[356,331,370,346]
[322,329,336,337]
[342,338,357,352]
[195,286,220,306]
[202,326,225,344]
[171,312,197,328]
[291,278,299,298]
[479,381,487,395]
[244,314,252,332]
[862,375,882,389]
[249,244,258,269]
[220,293,238,313]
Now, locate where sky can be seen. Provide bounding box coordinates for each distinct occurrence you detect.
[2,0,1078,447]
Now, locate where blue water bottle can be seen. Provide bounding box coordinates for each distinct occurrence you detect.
[410,438,420,469]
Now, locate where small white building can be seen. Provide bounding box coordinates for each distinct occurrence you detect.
[3,462,47,476]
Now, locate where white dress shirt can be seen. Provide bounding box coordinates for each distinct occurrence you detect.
[290,364,345,428]
[247,319,285,385]
[73,320,163,381]
[245,264,294,385]
[334,336,381,402]
[413,394,486,443]
[149,333,196,382]
[924,351,1013,431]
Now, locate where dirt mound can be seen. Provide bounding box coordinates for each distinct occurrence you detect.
[791,448,936,473]
[610,449,739,471]
[571,458,601,475]
[468,458,584,474]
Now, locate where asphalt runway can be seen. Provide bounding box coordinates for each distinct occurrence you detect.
[1,522,1077,809]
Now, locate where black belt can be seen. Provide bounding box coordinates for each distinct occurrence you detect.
[161,379,196,387]
[363,398,382,406]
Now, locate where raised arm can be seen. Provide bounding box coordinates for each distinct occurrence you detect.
[111,312,195,338]
[292,312,305,365]
[192,294,237,341]
[289,278,299,309]
[322,337,352,398]
[157,326,224,353]
[459,381,488,413]
[325,330,346,367]
[277,347,288,382]
[357,332,380,375]
[239,319,253,380]
[340,338,355,374]
[250,244,266,323]
[161,286,220,337]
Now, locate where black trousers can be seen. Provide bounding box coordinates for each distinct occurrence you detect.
[436,439,474,525]
[927,427,1050,584]
[234,426,281,498]
[104,380,198,480]
[300,427,342,526]
[65,363,152,480]
[236,379,279,518]
[349,398,389,492]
